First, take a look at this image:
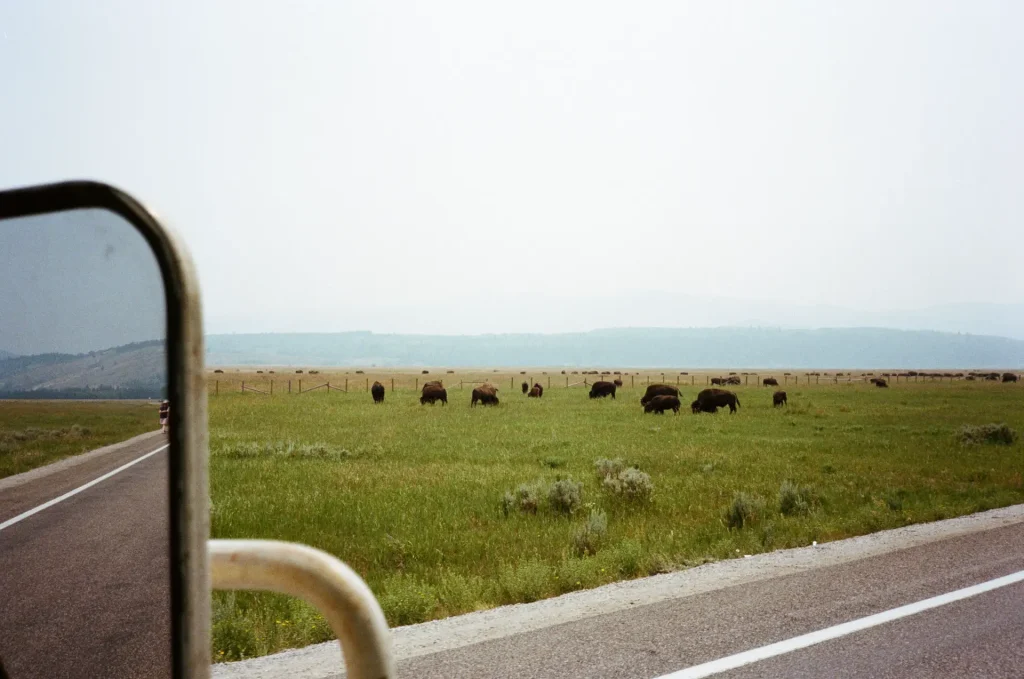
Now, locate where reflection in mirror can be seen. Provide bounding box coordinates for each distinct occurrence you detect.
[0,209,169,679]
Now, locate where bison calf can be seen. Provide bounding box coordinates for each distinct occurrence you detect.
[644,395,681,414]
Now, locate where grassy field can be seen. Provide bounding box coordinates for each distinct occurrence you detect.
[208,374,1024,661]
[0,400,159,478]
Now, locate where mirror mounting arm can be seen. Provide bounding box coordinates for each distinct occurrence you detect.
[209,540,395,679]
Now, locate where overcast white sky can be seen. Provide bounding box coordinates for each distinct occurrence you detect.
[1,2,1021,335]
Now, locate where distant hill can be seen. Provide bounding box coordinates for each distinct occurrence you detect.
[0,340,166,398]
[206,328,1024,369]
[0,350,16,361]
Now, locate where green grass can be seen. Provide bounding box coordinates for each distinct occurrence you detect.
[0,400,159,478]
[208,381,1024,660]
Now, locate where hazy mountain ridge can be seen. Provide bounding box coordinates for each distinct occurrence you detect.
[206,328,1024,369]
[0,340,166,397]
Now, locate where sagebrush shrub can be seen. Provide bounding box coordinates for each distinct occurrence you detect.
[501,483,541,516]
[571,509,608,557]
[778,480,818,516]
[724,492,766,529]
[548,477,583,515]
[602,468,654,502]
[594,458,626,480]
[957,423,1017,446]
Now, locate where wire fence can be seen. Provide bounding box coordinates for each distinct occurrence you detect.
[208,370,1015,396]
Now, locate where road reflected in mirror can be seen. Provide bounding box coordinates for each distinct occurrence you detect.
[0,209,170,679]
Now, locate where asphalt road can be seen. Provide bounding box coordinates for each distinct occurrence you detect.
[383,520,1024,679]
[0,432,171,679]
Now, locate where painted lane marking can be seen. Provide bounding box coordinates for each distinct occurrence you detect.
[0,444,168,532]
[655,568,1024,679]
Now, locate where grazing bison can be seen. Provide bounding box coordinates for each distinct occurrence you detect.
[763,377,778,387]
[724,376,742,385]
[420,385,447,405]
[710,377,725,386]
[534,383,544,397]
[1002,372,1018,383]
[522,381,529,394]
[691,399,717,413]
[423,380,443,390]
[874,378,888,388]
[773,390,787,407]
[640,384,680,406]
[613,378,623,387]
[371,381,385,404]
[213,369,224,374]
[528,385,542,398]
[693,388,740,414]
[589,381,617,399]
[472,383,500,407]
[644,394,681,414]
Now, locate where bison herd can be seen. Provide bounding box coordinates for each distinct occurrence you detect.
[356,371,1018,412]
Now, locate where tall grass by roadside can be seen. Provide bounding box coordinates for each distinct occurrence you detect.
[208,380,1024,660]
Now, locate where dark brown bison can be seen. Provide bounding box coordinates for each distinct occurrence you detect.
[874,378,888,388]
[528,384,543,398]
[589,381,616,399]
[213,369,224,374]
[710,377,725,386]
[471,384,500,406]
[640,384,680,406]
[724,376,741,385]
[763,377,778,387]
[521,381,529,394]
[371,381,385,404]
[1002,373,1018,383]
[644,395,681,414]
[773,390,787,407]
[420,385,447,405]
[693,388,740,414]
[613,378,623,387]
[423,380,443,390]
[422,370,430,374]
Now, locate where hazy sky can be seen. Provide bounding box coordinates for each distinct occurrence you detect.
[0,210,165,354]
[1,2,1021,335]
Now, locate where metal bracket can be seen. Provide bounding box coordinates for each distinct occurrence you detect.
[209,539,395,679]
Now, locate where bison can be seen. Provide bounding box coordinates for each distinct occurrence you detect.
[528,385,542,398]
[1002,373,1018,383]
[420,385,447,405]
[644,394,681,414]
[521,381,529,394]
[710,377,725,386]
[589,381,616,399]
[763,377,778,387]
[213,369,224,374]
[693,388,740,414]
[640,384,680,406]
[371,381,385,404]
[471,383,500,407]
[773,390,787,407]
[691,400,716,414]
[613,378,623,387]
[874,378,888,388]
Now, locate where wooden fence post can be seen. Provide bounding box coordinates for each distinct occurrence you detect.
[566,376,569,388]
[548,376,551,389]
[241,381,244,393]
[391,378,394,393]
[744,375,748,386]
[215,380,219,396]
[366,378,369,392]
[299,380,302,392]
[270,381,273,396]
[631,375,634,388]
[345,378,349,392]
[415,378,418,391]
[691,375,694,385]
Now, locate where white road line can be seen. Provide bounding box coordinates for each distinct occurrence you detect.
[0,444,168,532]
[655,568,1024,679]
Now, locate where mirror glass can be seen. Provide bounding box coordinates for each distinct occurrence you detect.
[0,209,169,679]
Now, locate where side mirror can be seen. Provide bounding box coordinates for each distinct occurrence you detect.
[0,182,394,679]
